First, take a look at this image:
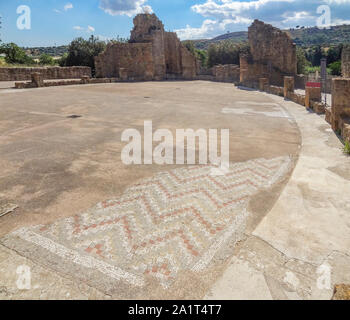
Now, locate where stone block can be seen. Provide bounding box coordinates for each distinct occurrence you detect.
[332,284,350,300]
[342,46,350,78]
[95,13,197,81]
[284,76,294,98]
[249,20,297,75]
[31,72,44,87]
[311,101,325,114]
[119,68,128,81]
[81,76,90,84]
[325,107,332,125]
[305,86,321,108]
[259,78,269,91]
[331,78,350,132]
[0,67,91,81]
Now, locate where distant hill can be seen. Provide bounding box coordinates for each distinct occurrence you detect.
[289,24,350,47]
[190,24,350,50]
[23,46,68,58]
[22,24,350,56]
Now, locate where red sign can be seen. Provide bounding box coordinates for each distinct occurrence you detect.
[306,82,321,88]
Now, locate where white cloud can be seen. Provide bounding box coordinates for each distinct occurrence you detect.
[53,9,61,14]
[176,17,253,40]
[177,0,350,39]
[87,25,95,32]
[281,11,315,24]
[64,3,73,11]
[73,25,95,33]
[99,0,152,16]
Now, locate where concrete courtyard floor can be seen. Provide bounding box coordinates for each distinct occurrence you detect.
[0,81,348,299]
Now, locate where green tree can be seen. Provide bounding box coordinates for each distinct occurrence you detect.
[58,53,68,67]
[183,40,208,67]
[0,42,34,64]
[307,45,325,66]
[326,44,343,64]
[296,47,311,74]
[207,41,249,68]
[329,61,341,75]
[64,36,106,74]
[39,53,55,65]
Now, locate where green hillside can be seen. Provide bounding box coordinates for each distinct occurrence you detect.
[191,24,350,50]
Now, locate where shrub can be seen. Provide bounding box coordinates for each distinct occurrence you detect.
[39,53,55,66]
[344,141,350,155]
[183,40,208,67]
[207,41,250,68]
[297,47,311,74]
[0,42,35,65]
[64,36,106,75]
[329,61,341,76]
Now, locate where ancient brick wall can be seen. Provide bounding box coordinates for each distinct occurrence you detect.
[248,20,297,75]
[95,43,155,80]
[164,32,182,75]
[212,64,240,82]
[95,13,198,81]
[331,79,350,133]
[0,66,91,81]
[240,54,286,87]
[180,46,198,79]
[342,46,350,78]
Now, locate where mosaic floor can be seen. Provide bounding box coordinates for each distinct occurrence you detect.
[1,156,291,297]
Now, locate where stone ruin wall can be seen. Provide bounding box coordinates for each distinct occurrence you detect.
[164,32,183,76]
[248,20,297,75]
[212,64,240,82]
[95,43,155,81]
[342,46,350,78]
[0,66,91,81]
[241,20,297,87]
[95,14,198,81]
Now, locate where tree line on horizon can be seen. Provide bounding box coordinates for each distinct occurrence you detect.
[0,35,348,76]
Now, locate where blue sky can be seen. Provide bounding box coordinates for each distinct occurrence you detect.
[1,0,350,47]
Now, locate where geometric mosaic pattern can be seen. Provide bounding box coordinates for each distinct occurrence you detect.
[1,156,291,293]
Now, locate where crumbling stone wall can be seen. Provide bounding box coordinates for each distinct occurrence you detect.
[212,64,240,82]
[0,66,91,81]
[342,46,350,78]
[249,20,297,75]
[164,32,183,75]
[241,20,297,87]
[329,79,350,143]
[95,13,198,81]
[95,43,155,80]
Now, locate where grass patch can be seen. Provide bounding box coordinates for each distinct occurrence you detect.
[305,66,332,75]
[344,141,350,155]
[0,57,7,67]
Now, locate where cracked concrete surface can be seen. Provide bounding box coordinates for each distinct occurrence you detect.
[0,81,349,299]
[207,92,350,300]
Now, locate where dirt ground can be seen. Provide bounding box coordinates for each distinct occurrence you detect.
[0,81,302,299]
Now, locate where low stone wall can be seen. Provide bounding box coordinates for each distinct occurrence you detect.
[240,55,291,87]
[195,75,216,81]
[0,67,91,81]
[288,92,306,106]
[311,101,326,114]
[15,76,117,89]
[326,78,350,143]
[266,85,284,97]
[342,46,350,78]
[212,64,240,82]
